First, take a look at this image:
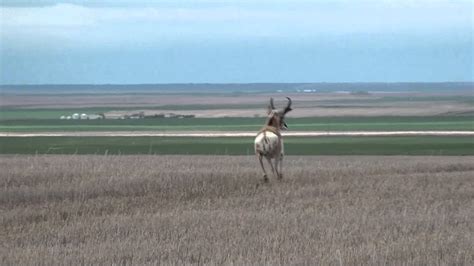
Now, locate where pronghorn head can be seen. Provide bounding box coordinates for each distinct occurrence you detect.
[266,97,292,130]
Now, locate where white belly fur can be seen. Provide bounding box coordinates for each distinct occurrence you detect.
[254,132,284,157]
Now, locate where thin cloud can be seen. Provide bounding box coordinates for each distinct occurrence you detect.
[1,0,472,84]
[2,2,471,32]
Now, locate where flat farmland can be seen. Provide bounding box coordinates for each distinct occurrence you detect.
[1,85,473,264]
[1,136,473,155]
[1,155,473,264]
[0,116,473,132]
[2,90,474,120]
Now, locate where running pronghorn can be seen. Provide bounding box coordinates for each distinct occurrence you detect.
[254,97,292,182]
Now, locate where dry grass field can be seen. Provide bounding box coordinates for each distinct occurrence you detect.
[1,155,473,264]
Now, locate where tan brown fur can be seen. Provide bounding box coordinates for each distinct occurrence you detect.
[257,125,281,138]
[254,97,292,182]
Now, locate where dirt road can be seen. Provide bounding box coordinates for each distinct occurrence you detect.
[1,131,473,137]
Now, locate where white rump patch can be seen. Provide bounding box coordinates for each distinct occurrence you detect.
[254,132,283,157]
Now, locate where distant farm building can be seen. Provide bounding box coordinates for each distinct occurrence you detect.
[87,114,104,120]
[129,112,145,119]
[102,111,195,120]
[102,113,123,119]
[60,113,104,120]
[61,111,195,120]
[162,113,194,118]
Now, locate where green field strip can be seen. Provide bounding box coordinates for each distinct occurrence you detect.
[0,116,472,132]
[1,136,472,155]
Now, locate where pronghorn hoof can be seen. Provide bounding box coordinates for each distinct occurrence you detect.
[278,174,283,180]
[263,175,269,183]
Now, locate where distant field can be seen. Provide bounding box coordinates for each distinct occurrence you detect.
[0,104,263,120]
[0,116,472,132]
[2,84,473,264]
[2,89,473,118]
[2,95,473,119]
[2,86,472,156]
[1,136,473,155]
[0,108,113,120]
[2,155,472,264]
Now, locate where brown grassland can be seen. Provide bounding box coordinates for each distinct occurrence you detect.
[1,155,473,265]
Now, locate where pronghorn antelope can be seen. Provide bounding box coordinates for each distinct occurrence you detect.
[254,97,292,182]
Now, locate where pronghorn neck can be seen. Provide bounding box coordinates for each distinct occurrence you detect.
[260,113,282,137]
[265,114,280,129]
[259,125,281,137]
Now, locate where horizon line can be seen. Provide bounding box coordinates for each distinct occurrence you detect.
[1,81,473,86]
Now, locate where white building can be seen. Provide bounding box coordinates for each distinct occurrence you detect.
[88,114,104,120]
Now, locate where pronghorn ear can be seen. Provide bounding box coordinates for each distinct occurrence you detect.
[267,97,276,114]
[267,104,273,115]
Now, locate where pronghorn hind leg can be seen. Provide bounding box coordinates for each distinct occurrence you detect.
[257,154,269,182]
[278,154,283,180]
[265,157,276,178]
[265,157,278,180]
[274,154,281,180]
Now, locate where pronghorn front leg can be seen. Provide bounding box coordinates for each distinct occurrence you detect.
[257,154,269,182]
[275,138,283,180]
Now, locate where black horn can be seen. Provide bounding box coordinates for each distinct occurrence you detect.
[269,98,276,110]
[283,97,292,114]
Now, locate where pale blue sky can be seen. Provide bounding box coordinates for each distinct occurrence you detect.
[1,0,472,84]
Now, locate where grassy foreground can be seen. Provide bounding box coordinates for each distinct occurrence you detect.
[0,136,473,155]
[1,155,473,264]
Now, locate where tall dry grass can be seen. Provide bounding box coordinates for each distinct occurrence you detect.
[1,155,473,265]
